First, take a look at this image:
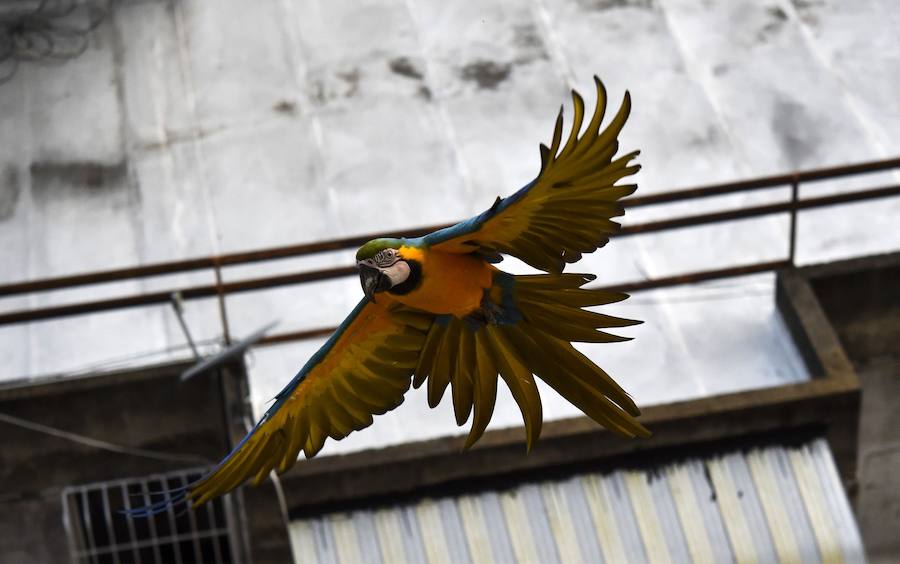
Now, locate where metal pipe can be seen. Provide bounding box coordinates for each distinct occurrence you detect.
[256,327,341,347]
[617,183,900,236]
[600,260,791,293]
[788,179,799,264]
[0,229,435,297]
[1,157,898,298]
[623,155,900,207]
[213,261,232,346]
[0,266,357,325]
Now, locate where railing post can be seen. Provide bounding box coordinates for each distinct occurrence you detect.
[788,176,799,265]
[213,258,232,346]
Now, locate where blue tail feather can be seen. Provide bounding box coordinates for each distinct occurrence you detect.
[127,484,190,500]
[121,486,191,519]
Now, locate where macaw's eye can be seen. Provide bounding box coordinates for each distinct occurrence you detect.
[374,249,398,267]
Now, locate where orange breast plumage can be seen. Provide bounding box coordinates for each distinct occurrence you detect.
[387,246,494,317]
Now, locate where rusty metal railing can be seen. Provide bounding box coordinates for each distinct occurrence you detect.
[1,156,899,348]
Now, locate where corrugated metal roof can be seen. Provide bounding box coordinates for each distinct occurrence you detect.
[289,438,864,563]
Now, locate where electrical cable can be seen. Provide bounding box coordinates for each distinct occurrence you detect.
[0,0,112,85]
[0,409,211,464]
[59,337,222,377]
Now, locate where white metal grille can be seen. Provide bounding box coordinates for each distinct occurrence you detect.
[62,468,242,564]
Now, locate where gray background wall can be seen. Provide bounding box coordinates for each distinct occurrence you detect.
[1,0,899,458]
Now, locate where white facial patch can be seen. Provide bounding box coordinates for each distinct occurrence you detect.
[382,260,411,287]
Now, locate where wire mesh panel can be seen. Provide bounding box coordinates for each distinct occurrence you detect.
[62,469,242,564]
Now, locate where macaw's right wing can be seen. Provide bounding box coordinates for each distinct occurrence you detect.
[128,297,434,515]
[423,77,639,273]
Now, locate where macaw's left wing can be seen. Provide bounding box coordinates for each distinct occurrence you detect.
[128,298,433,515]
[423,77,639,273]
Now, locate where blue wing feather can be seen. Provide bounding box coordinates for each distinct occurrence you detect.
[421,181,536,248]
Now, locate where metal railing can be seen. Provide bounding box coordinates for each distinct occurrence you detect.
[2,156,899,349]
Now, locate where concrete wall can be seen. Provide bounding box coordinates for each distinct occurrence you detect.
[0,361,228,562]
[1,0,899,457]
[807,254,900,563]
[0,359,292,564]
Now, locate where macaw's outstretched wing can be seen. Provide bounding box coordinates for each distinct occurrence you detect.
[423,77,639,273]
[128,298,433,514]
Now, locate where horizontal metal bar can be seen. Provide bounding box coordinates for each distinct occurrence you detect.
[72,528,231,559]
[0,228,440,299]
[618,182,900,236]
[0,266,357,325]
[256,327,338,347]
[0,257,213,297]
[1,182,897,327]
[601,260,790,293]
[1,157,897,298]
[0,234,411,298]
[624,155,900,207]
[253,259,792,348]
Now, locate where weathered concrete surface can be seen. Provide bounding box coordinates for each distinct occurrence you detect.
[802,253,900,562]
[0,496,69,564]
[855,357,900,564]
[0,0,898,458]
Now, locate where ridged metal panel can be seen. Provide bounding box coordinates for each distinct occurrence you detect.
[289,438,864,563]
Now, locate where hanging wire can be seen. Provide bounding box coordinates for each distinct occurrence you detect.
[0,0,112,86]
[0,409,211,464]
[59,336,224,378]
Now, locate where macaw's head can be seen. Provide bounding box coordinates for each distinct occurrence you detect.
[355,238,418,300]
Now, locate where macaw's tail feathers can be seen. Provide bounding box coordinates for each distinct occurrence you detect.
[414,316,543,451]
[413,316,503,449]
[512,273,650,440]
[413,272,649,452]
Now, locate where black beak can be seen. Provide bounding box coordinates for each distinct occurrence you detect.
[359,264,391,301]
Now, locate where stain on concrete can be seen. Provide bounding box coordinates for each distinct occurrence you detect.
[460,60,512,90]
[768,6,788,21]
[688,125,721,148]
[336,68,361,97]
[513,24,543,50]
[758,6,789,41]
[772,99,819,166]
[712,63,729,77]
[30,160,129,201]
[511,24,549,65]
[307,69,360,106]
[417,85,432,101]
[310,80,327,105]
[388,57,424,80]
[790,0,824,27]
[577,0,652,11]
[272,100,297,115]
[0,165,20,221]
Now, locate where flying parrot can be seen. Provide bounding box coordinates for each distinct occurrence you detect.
[131,76,648,516]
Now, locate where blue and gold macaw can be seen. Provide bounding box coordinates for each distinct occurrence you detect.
[132,77,648,514]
